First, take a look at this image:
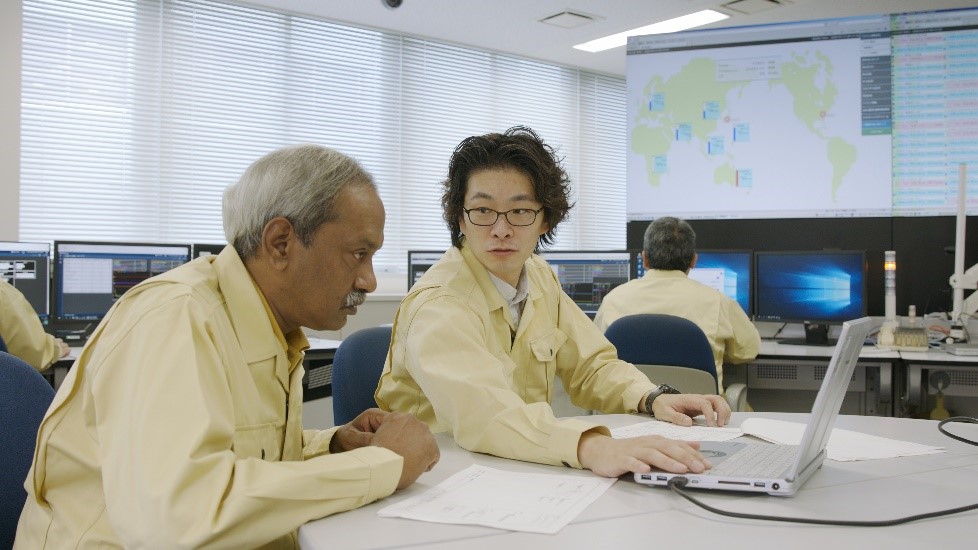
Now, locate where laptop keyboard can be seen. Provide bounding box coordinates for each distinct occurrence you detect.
[708,443,799,478]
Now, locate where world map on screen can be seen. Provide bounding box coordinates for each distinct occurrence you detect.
[626,37,893,220]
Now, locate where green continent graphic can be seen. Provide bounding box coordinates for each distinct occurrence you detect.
[827,137,857,199]
[633,49,859,201]
[631,58,741,186]
[779,51,856,200]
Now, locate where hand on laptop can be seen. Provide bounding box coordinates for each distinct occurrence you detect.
[577,432,711,478]
[650,394,731,427]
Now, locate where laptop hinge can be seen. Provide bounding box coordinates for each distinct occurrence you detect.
[786,449,826,483]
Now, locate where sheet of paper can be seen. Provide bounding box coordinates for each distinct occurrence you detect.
[377,464,614,535]
[610,419,743,442]
[739,418,945,461]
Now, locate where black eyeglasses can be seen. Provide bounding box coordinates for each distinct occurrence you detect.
[463,207,544,227]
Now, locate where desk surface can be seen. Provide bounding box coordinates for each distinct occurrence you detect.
[759,339,900,360]
[298,413,978,549]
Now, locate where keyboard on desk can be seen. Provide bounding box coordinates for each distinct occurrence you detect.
[708,443,798,478]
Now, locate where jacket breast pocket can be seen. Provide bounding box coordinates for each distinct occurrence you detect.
[529,328,567,364]
[231,422,285,461]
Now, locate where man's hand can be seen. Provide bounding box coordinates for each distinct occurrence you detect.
[577,431,710,478]
[651,393,731,427]
[55,337,70,358]
[329,408,389,454]
[369,411,440,490]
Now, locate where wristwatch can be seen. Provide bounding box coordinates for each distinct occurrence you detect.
[644,384,681,417]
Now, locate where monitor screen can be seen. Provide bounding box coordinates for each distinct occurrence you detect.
[754,250,866,324]
[626,7,978,220]
[538,250,632,315]
[54,241,192,321]
[0,241,51,322]
[407,251,445,291]
[193,243,226,258]
[690,249,753,316]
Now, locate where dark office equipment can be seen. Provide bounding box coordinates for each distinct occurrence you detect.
[406,250,445,291]
[53,241,191,322]
[538,250,632,316]
[0,241,51,323]
[754,250,867,345]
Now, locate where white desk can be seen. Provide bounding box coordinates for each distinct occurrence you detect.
[901,349,978,418]
[731,341,900,416]
[298,413,978,549]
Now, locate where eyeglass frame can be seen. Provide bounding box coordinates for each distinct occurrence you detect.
[462,206,545,227]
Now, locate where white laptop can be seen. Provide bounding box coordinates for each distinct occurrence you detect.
[635,316,874,497]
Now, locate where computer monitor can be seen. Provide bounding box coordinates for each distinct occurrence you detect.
[754,250,867,345]
[0,241,51,323]
[537,250,632,316]
[193,243,226,258]
[54,241,192,321]
[690,250,753,316]
[631,248,752,315]
[407,250,445,291]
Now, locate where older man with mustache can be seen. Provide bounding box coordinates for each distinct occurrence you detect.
[15,145,439,549]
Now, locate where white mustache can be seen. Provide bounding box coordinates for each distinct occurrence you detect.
[344,291,366,308]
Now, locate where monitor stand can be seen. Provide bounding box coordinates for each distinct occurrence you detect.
[777,322,837,347]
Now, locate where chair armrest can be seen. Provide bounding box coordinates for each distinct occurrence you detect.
[724,382,748,412]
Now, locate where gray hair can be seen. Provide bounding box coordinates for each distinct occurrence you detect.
[643,216,696,271]
[223,144,376,259]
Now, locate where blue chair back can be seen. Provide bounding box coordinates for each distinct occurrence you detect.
[331,326,393,425]
[0,351,55,548]
[605,314,718,392]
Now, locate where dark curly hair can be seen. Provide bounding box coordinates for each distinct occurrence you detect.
[441,126,573,249]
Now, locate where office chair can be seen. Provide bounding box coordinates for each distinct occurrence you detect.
[604,314,748,411]
[331,326,393,426]
[0,351,55,549]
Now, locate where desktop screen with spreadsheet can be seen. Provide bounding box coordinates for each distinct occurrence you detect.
[0,241,51,322]
[54,241,191,321]
[538,251,632,315]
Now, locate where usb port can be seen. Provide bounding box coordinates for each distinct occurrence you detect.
[753,482,766,487]
[656,475,668,481]
[640,474,652,480]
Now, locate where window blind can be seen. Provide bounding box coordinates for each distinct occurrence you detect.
[21,0,626,272]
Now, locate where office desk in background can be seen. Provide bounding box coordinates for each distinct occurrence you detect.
[49,338,343,402]
[298,413,978,550]
[902,349,978,418]
[726,341,900,416]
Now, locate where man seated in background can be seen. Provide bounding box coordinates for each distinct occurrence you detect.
[376,126,729,480]
[16,144,439,549]
[0,278,70,370]
[594,216,760,392]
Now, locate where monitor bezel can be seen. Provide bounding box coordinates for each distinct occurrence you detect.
[53,240,192,322]
[691,248,754,316]
[192,243,226,258]
[0,240,52,322]
[536,249,633,314]
[753,249,868,325]
[406,250,446,291]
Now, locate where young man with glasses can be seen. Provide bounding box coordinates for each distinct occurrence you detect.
[376,126,729,478]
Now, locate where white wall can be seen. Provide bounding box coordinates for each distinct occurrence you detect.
[0,1,21,241]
